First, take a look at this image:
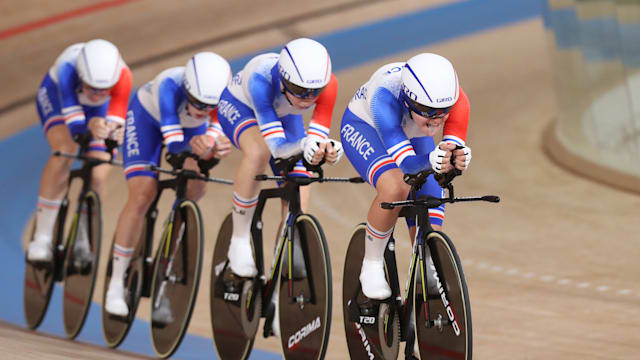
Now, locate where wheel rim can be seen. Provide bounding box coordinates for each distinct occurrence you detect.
[150,200,203,358]
[278,215,331,360]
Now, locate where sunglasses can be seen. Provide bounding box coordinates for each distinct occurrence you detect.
[405,95,452,119]
[186,91,217,111]
[82,83,110,95]
[281,77,325,99]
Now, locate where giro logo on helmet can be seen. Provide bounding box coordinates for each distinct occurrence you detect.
[401,83,418,102]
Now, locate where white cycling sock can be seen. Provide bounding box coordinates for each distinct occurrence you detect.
[111,244,134,284]
[363,222,393,262]
[34,196,62,243]
[230,192,258,245]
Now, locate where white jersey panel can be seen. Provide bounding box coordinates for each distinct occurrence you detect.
[137,67,209,128]
[227,53,310,117]
[347,62,424,139]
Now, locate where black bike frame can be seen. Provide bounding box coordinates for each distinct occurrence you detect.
[250,177,318,315]
[139,157,221,297]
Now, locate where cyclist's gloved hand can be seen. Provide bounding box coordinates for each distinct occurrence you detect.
[106,120,124,145]
[429,141,456,174]
[88,117,109,140]
[403,171,428,187]
[324,139,344,165]
[300,136,323,165]
[452,145,472,171]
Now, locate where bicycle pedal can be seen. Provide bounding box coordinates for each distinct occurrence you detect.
[262,304,275,338]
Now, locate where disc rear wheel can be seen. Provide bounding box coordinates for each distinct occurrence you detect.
[210,213,261,360]
[342,224,400,360]
[102,225,147,348]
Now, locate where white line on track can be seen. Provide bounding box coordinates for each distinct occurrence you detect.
[464,259,636,297]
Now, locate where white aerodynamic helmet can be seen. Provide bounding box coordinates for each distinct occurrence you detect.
[184,52,231,108]
[278,38,331,98]
[76,39,122,89]
[401,53,459,117]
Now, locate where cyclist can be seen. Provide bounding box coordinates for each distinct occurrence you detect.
[104,52,233,317]
[340,53,471,300]
[216,38,343,280]
[28,39,132,264]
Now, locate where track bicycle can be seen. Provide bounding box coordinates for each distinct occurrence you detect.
[210,155,364,360]
[24,134,119,339]
[101,151,232,358]
[342,169,499,359]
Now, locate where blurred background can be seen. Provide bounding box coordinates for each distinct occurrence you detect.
[543,0,640,193]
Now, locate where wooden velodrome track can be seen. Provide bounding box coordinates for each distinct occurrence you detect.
[1,0,639,359]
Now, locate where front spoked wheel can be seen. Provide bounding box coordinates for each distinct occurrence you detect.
[414,231,471,359]
[150,200,203,358]
[278,214,331,360]
[24,199,69,329]
[210,213,261,360]
[62,191,102,338]
[342,224,400,360]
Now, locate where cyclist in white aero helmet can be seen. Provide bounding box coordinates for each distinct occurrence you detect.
[28,39,132,264]
[104,52,233,317]
[76,39,123,90]
[340,53,472,300]
[278,37,332,97]
[214,38,344,339]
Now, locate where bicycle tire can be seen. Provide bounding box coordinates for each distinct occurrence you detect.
[414,231,472,360]
[101,225,147,348]
[62,191,102,339]
[149,200,203,358]
[210,213,261,360]
[23,199,68,329]
[342,224,400,360]
[278,214,331,360]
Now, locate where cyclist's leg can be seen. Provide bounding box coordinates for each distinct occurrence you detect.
[29,75,78,261]
[217,90,268,277]
[105,98,161,316]
[341,109,410,299]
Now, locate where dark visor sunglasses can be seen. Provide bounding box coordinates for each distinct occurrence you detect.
[281,76,325,99]
[404,95,452,119]
[82,83,111,95]
[186,91,217,111]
